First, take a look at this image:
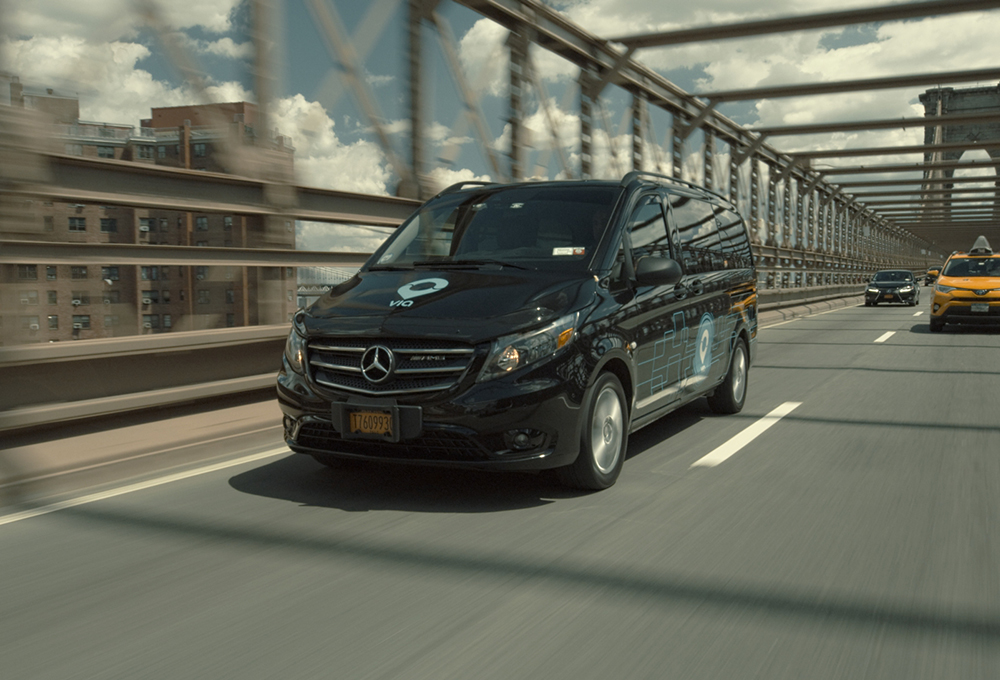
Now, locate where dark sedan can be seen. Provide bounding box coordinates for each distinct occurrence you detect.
[865,270,919,306]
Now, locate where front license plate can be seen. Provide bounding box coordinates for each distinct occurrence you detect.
[884,294,893,299]
[349,410,393,437]
[971,303,989,313]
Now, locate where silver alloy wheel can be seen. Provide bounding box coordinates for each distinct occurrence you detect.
[731,344,748,404]
[590,385,623,473]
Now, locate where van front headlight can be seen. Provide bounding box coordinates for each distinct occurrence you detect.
[284,314,307,373]
[478,311,579,382]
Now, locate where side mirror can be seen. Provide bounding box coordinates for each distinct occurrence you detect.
[634,255,683,287]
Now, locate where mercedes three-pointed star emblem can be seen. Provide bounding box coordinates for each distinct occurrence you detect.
[361,345,395,383]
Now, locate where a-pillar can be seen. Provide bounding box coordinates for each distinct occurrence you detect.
[579,70,595,179]
[632,94,645,172]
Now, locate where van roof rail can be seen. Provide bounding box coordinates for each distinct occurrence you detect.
[619,170,733,206]
[437,181,498,196]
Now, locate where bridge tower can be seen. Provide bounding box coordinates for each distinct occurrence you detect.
[918,83,1000,226]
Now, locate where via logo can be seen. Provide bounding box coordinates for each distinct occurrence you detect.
[693,313,715,377]
[389,278,449,307]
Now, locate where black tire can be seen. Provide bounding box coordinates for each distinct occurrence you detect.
[929,318,945,333]
[864,300,872,307]
[557,373,628,491]
[707,337,749,415]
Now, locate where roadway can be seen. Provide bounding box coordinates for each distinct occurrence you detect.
[2,293,999,679]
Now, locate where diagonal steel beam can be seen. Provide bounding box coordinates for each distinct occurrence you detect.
[790,141,1000,160]
[751,112,1000,137]
[306,0,414,189]
[818,158,1000,175]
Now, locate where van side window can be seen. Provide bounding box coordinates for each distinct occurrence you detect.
[668,194,720,275]
[628,196,670,260]
[717,208,753,270]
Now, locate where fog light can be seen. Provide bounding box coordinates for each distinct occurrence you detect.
[933,304,940,312]
[283,416,295,434]
[503,428,546,451]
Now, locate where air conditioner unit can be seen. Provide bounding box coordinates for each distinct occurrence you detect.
[196,274,205,280]
[71,299,81,306]
[73,323,83,329]
[104,299,111,305]
[20,299,29,305]
[139,225,150,232]
[29,323,39,331]
[143,322,152,329]
[142,298,152,305]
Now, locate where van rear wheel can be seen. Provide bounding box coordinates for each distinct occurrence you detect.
[707,338,748,415]
[557,373,627,491]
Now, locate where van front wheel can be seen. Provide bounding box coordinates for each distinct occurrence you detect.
[707,338,748,415]
[558,373,628,490]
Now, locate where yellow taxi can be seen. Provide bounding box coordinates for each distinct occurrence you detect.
[930,236,1000,332]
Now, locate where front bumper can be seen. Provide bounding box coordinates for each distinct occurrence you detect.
[931,296,1000,325]
[865,287,916,304]
[276,359,586,471]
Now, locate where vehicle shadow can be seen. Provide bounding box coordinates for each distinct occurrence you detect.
[626,400,711,462]
[908,322,1000,335]
[228,452,583,513]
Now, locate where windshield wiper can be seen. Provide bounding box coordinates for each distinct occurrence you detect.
[413,258,531,270]
[368,264,415,271]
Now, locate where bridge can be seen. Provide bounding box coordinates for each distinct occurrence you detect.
[2,1,999,677]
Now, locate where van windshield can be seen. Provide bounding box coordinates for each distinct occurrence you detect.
[368,185,622,272]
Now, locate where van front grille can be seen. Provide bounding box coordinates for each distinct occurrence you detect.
[307,337,476,397]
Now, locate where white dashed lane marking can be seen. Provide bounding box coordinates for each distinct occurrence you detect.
[874,331,895,343]
[913,311,924,317]
[691,401,802,468]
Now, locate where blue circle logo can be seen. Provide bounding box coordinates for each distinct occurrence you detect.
[693,313,715,376]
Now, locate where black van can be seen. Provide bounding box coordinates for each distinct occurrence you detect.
[278,171,757,489]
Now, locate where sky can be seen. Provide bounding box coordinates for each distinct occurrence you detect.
[3,0,999,252]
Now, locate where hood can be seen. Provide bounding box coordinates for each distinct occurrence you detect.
[304,268,598,344]
[870,280,914,288]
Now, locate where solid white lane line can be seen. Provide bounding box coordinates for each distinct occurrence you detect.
[913,311,924,316]
[690,401,802,468]
[0,447,290,528]
[874,331,895,343]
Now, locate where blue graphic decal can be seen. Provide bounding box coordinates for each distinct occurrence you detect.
[693,313,715,377]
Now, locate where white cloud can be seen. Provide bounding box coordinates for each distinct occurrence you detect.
[179,36,253,61]
[296,221,393,254]
[7,0,242,39]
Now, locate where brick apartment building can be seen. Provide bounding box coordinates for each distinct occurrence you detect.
[1,77,297,345]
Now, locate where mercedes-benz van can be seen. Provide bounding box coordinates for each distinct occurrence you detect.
[278,171,757,489]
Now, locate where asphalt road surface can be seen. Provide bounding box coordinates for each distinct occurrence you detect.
[2,296,999,679]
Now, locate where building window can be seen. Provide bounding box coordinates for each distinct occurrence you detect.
[100,218,117,232]
[69,217,86,232]
[72,315,91,329]
[103,290,120,304]
[101,266,119,281]
[71,266,88,279]
[225,289,235,304]
[137,145,154,159]
[159,218,168,230]
[196,240,208,247]
[197,290,210,304]
[97,146,114,158]
[19,290,39,305]
[160,266,169,280]
[43,216,54,232]
[195,216,208,231]
[224,216,233,230]
[157,146,166,159]
[48,315,59,330]
[143,314,160,329]
[71,292,91,305]
[141,266,159,281]
[163,314,172,329]
[48,291,58,304]
[194,266,207,280]
[104,315,120,327]
[22,316,41,330]
[46,266,57,280]
[65,144,83,156]
[139,217,155,233]
[162,290,171,303]
[194,143,207,157]
[141,290,159,304]
[18,265,38,280]
[286,290,293,302]
[179,290,186,302]
[226,313,235,327]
